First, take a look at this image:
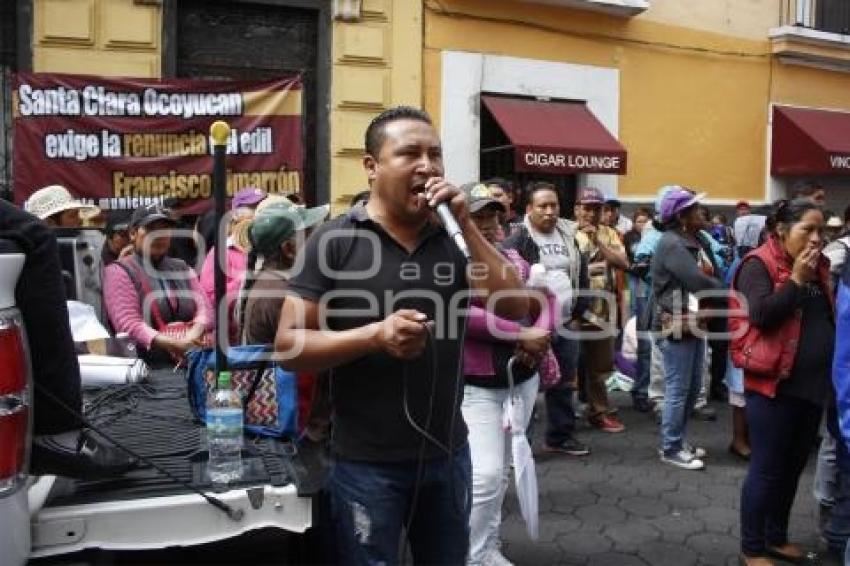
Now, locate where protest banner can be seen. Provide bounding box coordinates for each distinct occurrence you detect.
[13,72,303,211]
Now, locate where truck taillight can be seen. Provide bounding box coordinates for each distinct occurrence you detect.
[0,324,26,395]
[0,313,31,495]
[0,407,27,489]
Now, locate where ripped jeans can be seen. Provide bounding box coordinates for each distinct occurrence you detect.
[329,445,472,565]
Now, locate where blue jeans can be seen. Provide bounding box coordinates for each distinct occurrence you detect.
[740,392,821,555]
[545,334,579,446]
[627,274,640,319]
[814,433,838,509]
[825,405,850,555]
[329,446,472,566]
[631,296,651,401]
[658,337,705,455]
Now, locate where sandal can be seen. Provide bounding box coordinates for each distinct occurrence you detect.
[728,444,751,461]
[764,545,820,565]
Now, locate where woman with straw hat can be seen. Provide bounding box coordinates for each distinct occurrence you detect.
[24,184,100,228]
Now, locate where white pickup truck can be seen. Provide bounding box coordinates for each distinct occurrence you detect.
[0,245,324,565]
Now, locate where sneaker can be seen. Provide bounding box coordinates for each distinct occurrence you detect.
[657,444,706,459]
[589,413,626,433]
[684,443,707,459]
[660,449,705,470]
[543,435,590,456]
[691,405,717,421]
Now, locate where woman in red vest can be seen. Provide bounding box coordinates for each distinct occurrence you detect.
[733,199,831,566]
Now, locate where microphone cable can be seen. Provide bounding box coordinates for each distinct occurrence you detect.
[398,301,471,562]
[33,381,245,522]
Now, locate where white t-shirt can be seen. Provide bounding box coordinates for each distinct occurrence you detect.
[824,235,850,275]
[528,226,573,314]
[615,215,633,235]
[734,214,766,249]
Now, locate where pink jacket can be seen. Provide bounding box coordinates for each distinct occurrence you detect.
[463,249,560,386]
[103,262,211,350]
[199,243,247,342]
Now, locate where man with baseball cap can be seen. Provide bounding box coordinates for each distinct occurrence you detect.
[574,187,629,433]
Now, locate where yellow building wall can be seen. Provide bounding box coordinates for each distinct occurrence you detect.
[329,0,423,211]
[636,0,781,40]
[424,0,850,203]
[33,0,161,78]
[771,61,850,112]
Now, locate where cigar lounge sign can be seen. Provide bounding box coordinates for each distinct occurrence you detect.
[520,150,625,174]
[13,72,304,211]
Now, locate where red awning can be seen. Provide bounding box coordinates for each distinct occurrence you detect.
[481,96,627,175]
[772,105,850,176]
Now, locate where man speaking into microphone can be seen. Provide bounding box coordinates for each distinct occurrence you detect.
[275,106,528,565]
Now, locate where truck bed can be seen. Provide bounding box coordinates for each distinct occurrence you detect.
[49,369,325,505]
[31,369,326,558]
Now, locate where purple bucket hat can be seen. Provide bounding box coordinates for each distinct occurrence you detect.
[659,188,706,224]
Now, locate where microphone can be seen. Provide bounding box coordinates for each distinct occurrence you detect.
[434,202,472,261]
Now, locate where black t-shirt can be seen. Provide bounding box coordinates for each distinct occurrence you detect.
[287,206,469,461]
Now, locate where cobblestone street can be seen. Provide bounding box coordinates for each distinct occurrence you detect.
[500,392,826,566]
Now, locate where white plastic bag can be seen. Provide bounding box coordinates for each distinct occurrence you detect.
[503,358,539,540]
[67,300,110,342]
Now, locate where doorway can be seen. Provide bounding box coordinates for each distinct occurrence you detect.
[480,98,578,219]
[164,0,330,206]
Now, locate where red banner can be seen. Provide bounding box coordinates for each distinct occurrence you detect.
[13,72,303,211]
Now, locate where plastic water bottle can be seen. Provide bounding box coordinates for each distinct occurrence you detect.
[207,371,243,486]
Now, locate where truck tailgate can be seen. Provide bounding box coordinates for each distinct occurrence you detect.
[31,369,324,558]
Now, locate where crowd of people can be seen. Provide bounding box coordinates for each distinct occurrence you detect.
[8,104,850,566]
